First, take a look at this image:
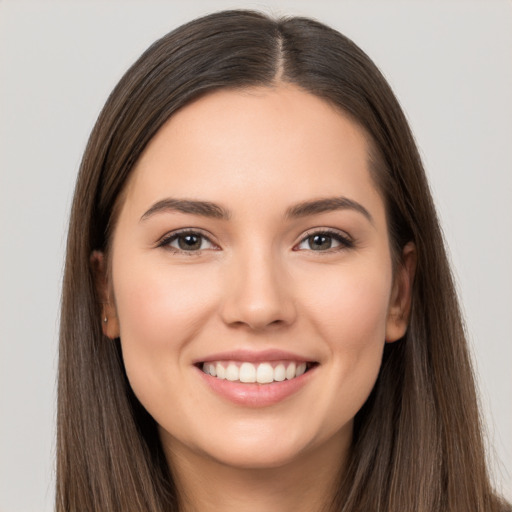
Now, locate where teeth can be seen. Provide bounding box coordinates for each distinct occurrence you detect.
[285,362,296,380]
[256,363,274,384]
[216,363,226,379]
[274,363,286,382]
[296,362,306,377]
[201,360,311,384]
[203,363,216,377]
[239,362,256,383]
[225,363,239,382]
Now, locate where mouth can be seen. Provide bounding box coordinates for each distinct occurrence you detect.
[194,351,319,406]
[197,360,318,384]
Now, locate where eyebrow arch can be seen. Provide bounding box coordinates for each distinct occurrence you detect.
[140,198,231,221]
[285,197,374,224]
[139,196,373,224]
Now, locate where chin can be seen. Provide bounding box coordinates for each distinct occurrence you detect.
[204,441,307,470]
[195,420,347,471]
[161,421,315,471]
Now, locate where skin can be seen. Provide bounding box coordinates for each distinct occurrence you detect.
[93,84,415,512]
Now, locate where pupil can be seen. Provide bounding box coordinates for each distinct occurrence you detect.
[179,234,201,250]
[310,234,331,250]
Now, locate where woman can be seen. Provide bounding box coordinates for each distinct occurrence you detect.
[57,9,510,512]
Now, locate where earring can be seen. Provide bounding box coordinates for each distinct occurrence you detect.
[103,316,108,323]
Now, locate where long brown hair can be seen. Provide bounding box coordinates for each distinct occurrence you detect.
[57,10,509,511]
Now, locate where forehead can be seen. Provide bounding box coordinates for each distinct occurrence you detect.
[119,84,383,223]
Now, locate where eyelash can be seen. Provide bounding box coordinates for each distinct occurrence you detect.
[157,229,218,255]
[294,228,354,253]
[157,228,354,255]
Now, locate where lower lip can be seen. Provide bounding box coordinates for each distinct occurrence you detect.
[196,365,316,407]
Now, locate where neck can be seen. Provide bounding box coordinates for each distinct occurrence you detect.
[163,433,349,512]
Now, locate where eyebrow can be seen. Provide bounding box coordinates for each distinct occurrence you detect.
[140,198,230,221]
[285,197,374,224]
[140,196,373,224]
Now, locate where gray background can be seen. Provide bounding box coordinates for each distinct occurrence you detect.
[1,1,511,510]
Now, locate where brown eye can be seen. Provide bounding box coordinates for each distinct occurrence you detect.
[307,234,333,251]
[295,230,353,252]
[161,231,217,252]
[177,234,203,251]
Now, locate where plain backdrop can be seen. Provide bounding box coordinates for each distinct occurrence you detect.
[0,1,511,510]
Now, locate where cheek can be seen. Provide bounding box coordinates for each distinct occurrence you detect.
[338,278,389,345]
[296,258,392,412]
[300,258,392,344]
[111,257,219,402]
[114,256,218,339]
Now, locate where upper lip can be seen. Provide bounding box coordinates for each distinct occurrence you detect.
[194,349,316,364]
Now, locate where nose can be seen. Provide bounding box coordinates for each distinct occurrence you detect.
[220,249,297,331]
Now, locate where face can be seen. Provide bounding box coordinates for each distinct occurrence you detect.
[96,84,414,472]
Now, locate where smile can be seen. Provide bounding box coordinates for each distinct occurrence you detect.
[195,350,318,406]
[201,360,314,384]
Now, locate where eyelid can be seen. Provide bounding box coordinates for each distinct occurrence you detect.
[294,227,354,251]
[156,228,219,252]
[155,227,354,253]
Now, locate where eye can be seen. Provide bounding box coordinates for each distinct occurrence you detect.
[159,230,217,253]
[295,230,353,252]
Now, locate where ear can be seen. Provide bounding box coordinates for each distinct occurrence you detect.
[90,250,120,339]
[385,242,417,343]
